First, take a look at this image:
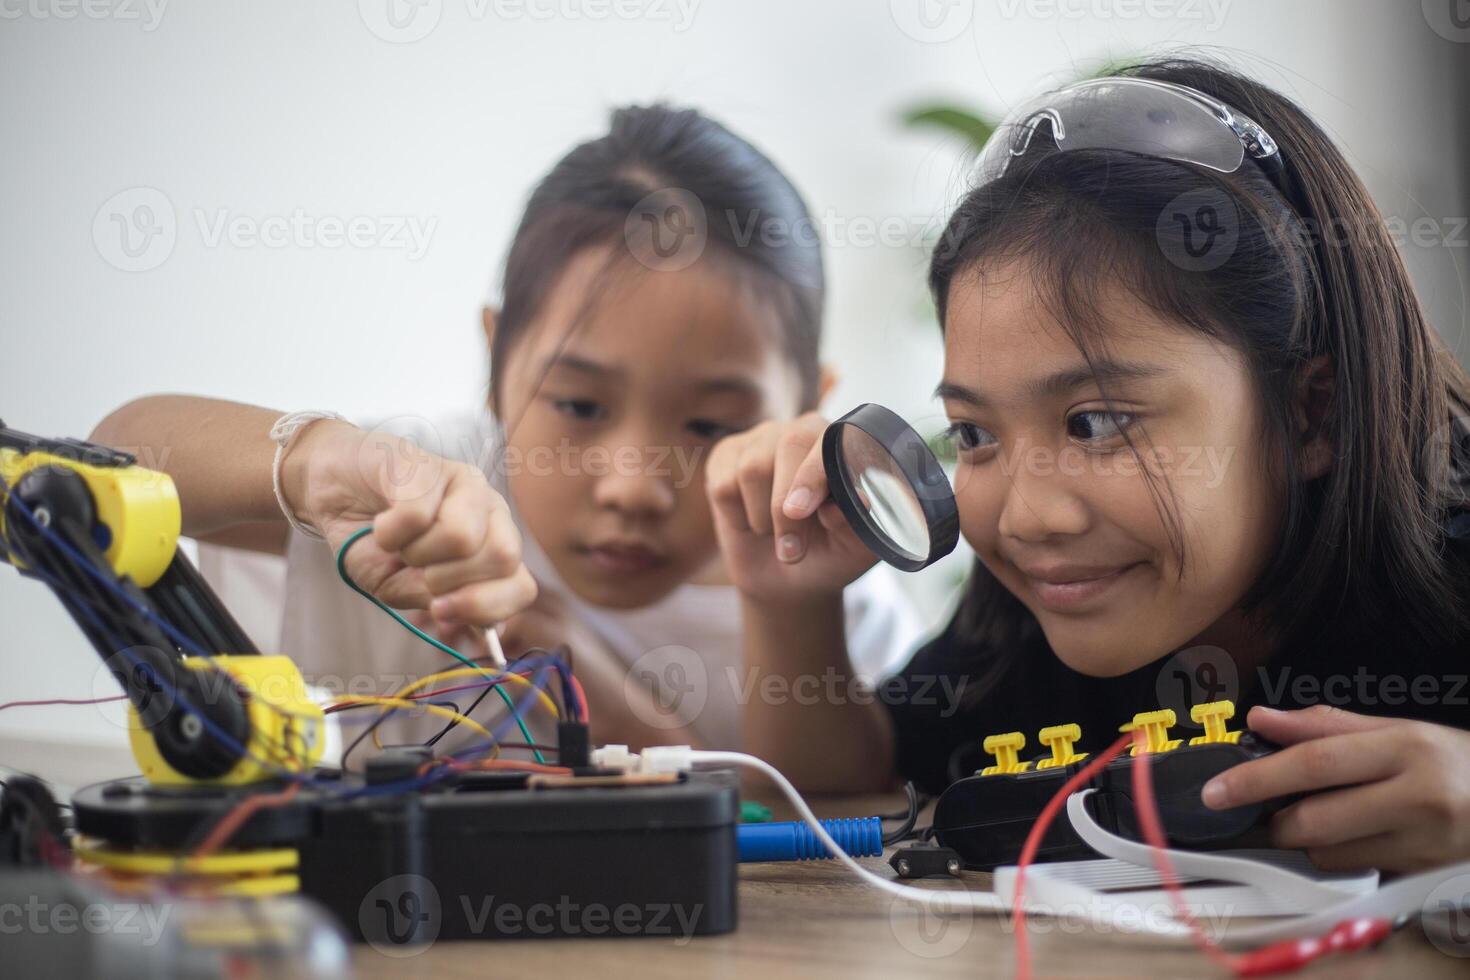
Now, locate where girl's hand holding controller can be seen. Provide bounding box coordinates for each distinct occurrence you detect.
[1202,704,1470,872]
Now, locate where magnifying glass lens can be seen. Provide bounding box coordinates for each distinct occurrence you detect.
[822,404,960,572]
[840,426,929,562]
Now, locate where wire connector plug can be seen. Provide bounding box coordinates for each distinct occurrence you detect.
[639,745,694,775]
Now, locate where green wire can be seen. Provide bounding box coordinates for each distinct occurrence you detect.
[334,525,546,763]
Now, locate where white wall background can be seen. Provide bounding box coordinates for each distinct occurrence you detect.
[3,0,1467,770]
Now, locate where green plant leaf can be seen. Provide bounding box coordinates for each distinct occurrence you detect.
[900,106,996,150]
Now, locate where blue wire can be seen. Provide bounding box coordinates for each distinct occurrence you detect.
[1,469,567,804]
[448,661,558,764]
[0,471,285,773]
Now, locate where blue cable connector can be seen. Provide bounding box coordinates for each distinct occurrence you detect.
[737,816,883,862]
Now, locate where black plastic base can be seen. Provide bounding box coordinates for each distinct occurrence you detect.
[932,734,1282,869]
[72,769,739,944]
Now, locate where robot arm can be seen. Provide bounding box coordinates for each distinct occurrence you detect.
[0,420,322,785]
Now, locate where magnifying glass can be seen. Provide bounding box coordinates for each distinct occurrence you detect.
[821,403,960,572]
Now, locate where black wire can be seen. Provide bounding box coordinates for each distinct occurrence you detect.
[426,686,492,747]
[494,742,559,755]
[874,782,928,820]
[338,699,460,773]
[472,645,580,722]
[881,782,922,846]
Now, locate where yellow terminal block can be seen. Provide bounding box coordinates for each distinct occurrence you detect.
[1036,724,1088,770]
[1121,709,1182,756]
[980,732,1032,776]
[1189,700,1243,745]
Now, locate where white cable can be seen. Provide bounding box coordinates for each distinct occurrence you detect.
[270,410,348,540]
[691,751,1005,914]
[483,627,508,668]
[690,750,1470,950]
[1065,790,1377,908]
[1060,791,1470,947]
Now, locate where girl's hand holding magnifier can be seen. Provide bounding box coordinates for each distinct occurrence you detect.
[705,412,877,607]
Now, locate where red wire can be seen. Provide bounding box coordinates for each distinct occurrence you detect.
[454,759,573,776]
[570,674,589,723]
[0,695,128,711]
[1011,729,1392,979]
[1130,748,1393,975]
[1011,732,1136,979]
[1129,738,1243,972]
[192,781,302,859]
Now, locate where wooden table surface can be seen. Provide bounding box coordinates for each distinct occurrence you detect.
[350,791,1466,979]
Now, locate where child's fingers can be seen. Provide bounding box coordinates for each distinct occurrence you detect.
[1201,729,1403,810]
[734,432,779,535]
[770,419,826,562]
[425,619,493,661]
[396,471,497,568]
[1269,776,1408,850]
[815,500,851,533]
[815,500,870,560]
[1302,830,1410,873]
[372,471,451,554]
[708,478,751,534]
[429,564,538,626]
[1246,704,1397,745]
[705,436,752,534]
[421,503,522,595]
[780,428,830,521]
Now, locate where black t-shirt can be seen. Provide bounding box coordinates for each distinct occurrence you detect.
[883,519,1470,795]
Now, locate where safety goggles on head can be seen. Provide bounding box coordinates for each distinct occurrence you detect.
[975,76,1285,188]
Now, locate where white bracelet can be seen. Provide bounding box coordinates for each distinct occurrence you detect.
[270,410,348,540]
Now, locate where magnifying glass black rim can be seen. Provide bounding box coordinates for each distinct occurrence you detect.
[821,403,960,572]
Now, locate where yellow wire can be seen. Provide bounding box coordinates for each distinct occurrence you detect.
[329,696,501,758]
[368,666,560,750]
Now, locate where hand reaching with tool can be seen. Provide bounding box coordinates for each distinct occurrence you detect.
[90,396,538,628]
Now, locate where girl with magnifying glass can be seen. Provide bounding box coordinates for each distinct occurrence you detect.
[706,57,1470,874]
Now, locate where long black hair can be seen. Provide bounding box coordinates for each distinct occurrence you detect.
[929,57,1470,691]
[492,104,825,409]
